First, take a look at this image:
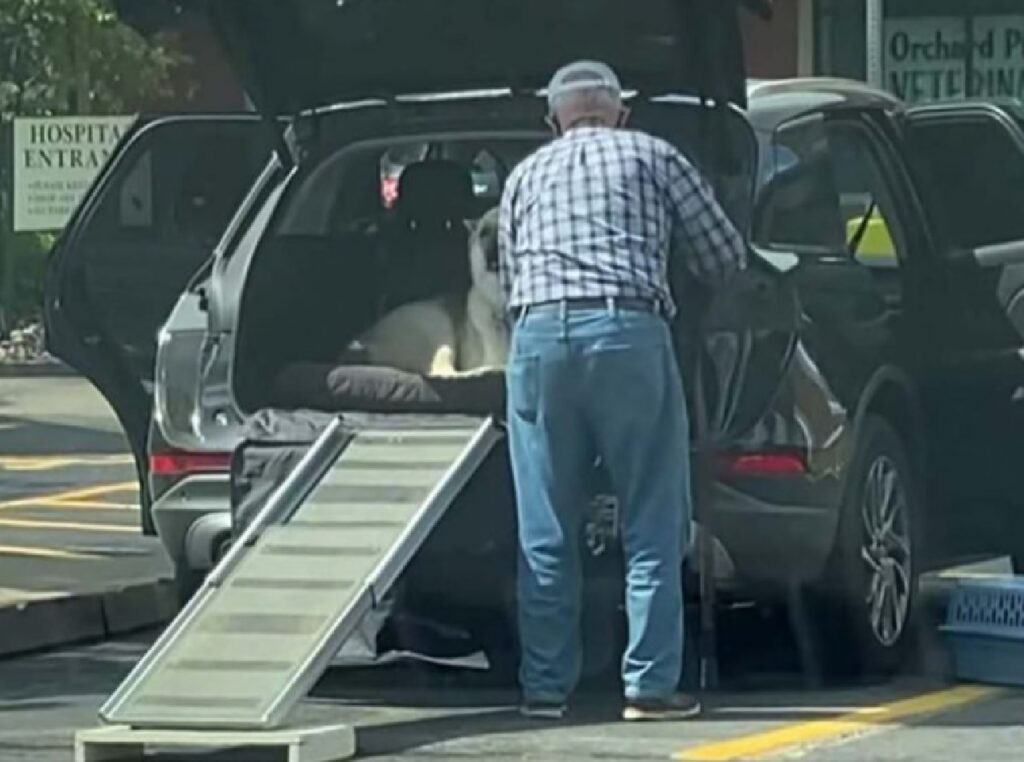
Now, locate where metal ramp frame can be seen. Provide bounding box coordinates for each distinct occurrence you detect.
[99,414,501,731]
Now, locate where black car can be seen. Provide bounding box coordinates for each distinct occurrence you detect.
[44,0,1024,674]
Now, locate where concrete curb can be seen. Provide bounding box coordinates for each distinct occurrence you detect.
[0,361,78,378]
[0,578,178,658]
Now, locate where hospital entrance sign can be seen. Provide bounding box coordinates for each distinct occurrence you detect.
[12,115,135,232]
[884,15,1024,104]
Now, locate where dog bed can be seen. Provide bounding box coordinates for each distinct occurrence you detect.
[272,362,507,417]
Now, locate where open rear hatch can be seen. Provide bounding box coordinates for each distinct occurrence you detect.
[188,0,791,449]
[109,0,791,449]
[121,0,770,119]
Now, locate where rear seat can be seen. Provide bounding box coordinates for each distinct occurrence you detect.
[377,159,475,313]
[242,159,479,412]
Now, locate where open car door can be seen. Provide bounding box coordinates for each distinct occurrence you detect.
[901,103,1024,548]
[44,116,270,510]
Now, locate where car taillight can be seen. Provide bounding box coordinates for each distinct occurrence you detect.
[381,175,399,208]
[150,451,232,477]
[716,451,807,477]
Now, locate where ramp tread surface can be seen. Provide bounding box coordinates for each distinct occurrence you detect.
[100,417,495,729]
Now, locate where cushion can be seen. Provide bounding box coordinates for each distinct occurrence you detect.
[273,363,506,417]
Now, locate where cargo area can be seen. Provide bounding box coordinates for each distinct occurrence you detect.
[228,101,759,421]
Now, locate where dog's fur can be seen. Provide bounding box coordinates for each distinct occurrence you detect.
[345,207,509,377]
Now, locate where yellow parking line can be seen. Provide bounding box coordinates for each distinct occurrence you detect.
[0,455,134,471]
[676,685,1001,761]
[0,518,135,534]
[0,544,100,560]
[0,482,137,510]
[30,500,138,511]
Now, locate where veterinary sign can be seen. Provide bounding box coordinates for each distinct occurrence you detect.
[884,15,1024,104]
[12,115,135,232]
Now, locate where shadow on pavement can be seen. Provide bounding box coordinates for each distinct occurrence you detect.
[0,415,128,455]
[0,636,150,706]
[352,706,608,759]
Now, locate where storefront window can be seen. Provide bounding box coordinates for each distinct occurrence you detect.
[816,0,1024,105]
[885,1,1024,104]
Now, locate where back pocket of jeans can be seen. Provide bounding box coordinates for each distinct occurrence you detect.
[508,354,540,424]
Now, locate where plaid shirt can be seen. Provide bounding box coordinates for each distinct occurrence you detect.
[498,126,747,319]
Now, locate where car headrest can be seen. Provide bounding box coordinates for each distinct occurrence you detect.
[395,160,474,224]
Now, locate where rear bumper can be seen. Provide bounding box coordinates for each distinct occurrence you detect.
[150,473,232,571]
[160,434,841,600]
[707,476,842,591]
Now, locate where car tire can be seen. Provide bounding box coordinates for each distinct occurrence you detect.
[816,415,920,677]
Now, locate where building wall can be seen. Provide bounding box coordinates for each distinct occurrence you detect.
[743,0,802,78]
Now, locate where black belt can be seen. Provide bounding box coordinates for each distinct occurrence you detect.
[514,296,663,318]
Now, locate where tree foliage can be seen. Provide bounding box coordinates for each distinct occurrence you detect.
[0,0,191,331]
[0,0,189,118]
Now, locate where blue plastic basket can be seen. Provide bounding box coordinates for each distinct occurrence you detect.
[940,577,1024,687]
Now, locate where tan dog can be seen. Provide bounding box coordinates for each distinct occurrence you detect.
[346,207,509,377]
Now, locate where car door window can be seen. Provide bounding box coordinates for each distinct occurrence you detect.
[74,119,267,380]
[757,115,905,266]
[827,122,905,271]
[905,114,1024,251]
[754,114,847,252]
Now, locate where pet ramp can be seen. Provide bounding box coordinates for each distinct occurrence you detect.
[77,415,500,761]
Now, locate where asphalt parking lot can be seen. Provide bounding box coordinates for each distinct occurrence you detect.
[0,377,170,604]
[0,633,1021,762]
[1,376,1022,761]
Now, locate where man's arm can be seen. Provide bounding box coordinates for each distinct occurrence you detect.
[661,147,748,289]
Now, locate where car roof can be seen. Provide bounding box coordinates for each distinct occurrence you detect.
[745,77,905,131]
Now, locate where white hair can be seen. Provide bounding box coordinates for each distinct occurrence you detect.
[549,86,622,125]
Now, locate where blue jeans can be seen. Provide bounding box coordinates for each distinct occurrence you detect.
[505,301,692,703]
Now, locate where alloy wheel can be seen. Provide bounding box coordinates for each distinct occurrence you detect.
[860,455,912,647]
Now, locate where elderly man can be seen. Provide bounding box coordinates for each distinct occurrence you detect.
[498,61,747,721]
